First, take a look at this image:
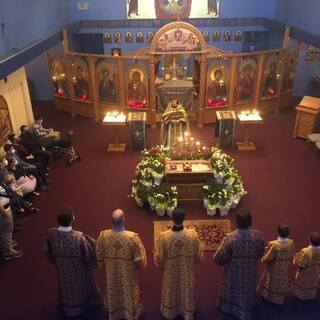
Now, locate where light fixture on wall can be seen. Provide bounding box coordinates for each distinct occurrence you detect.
[77,1,88,10]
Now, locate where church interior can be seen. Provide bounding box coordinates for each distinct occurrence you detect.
[1,1,320,319]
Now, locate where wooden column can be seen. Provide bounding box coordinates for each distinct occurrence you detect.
[282,26,291,49]
[228,56,238,110]
[117,58,126,112]
[197,53,207,128]
[64,53,75,116]
[275,52,286,113]
[62,29,69,53]
[88,57,99,120]
[254,53,265,110]
[149,55,157,128]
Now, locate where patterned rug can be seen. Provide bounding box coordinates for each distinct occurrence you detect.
[153,219,231,251]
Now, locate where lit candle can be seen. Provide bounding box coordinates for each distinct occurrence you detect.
[184,131,189,137]
[178,136,183,142]
[196,141,200,146]
[190,137,194,141]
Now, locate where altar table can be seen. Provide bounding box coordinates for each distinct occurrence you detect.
[165,160,212,204]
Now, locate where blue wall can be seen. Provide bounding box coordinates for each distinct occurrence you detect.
[79,25,267,55]
[276,0,320,34]
[68,0,277,21]
[0,0,69,57]
[276,0,320,97]
[0,0,69,100]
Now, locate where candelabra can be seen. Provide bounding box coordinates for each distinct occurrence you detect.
[169,131,208,160]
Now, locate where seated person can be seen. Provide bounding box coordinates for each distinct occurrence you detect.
[19,125,51,169]
[3,173,39,214]
[31,117,80,165]
[3,142,48,186]
[161,99,189,148]
[6,156,39,196]
[32,116,72,149]
[0,157,9,181]
[8,134,48,173]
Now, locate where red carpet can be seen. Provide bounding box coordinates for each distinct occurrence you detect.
[1,101,320,320]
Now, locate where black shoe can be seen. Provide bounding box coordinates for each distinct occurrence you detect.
[29,208,39,214]
[3,250,23,261]
[12,240,18,248]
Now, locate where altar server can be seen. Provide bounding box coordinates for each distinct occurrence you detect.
[291,232,320,300]
[257,223,295,304]
[154,208,203,320]
[96,209,147,320]
[214,209,265,320]
[43,207,101,317]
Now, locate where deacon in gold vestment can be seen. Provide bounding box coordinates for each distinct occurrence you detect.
[96,209,147,320]
[154,208,203,320]
[257,224,295,304]
[161,99,190,148]
[291,232,320,300]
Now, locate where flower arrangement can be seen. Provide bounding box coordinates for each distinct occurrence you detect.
[131,145,246,217]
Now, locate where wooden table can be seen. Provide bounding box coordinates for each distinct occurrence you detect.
[293,96,320,139]
[102,115,127,152]
[165,160,212,204]
[236,113,263,151]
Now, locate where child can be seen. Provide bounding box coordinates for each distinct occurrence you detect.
[257,223,295,304]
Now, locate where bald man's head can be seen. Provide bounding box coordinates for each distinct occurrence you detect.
[112,209,125,226]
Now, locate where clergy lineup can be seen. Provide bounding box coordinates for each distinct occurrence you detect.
[44,207,320,320]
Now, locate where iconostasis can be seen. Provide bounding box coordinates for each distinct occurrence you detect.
[48,21,298,127]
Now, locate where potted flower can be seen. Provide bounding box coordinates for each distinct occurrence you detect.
[154,193,167,217]
[230,177,247,209]
[149,158,165,185]
[218,189,232,216]
[130,179,146,207]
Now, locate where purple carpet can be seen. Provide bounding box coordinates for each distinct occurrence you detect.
[1,101,319,320]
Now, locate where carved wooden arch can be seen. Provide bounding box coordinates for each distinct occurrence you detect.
[150,21,207,53]
[0,95,13,146]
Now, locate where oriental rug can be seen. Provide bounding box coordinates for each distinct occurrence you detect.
[153,219,231,251]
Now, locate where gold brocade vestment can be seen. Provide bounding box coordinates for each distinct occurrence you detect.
[161,101,189,148]
[154,228,203,320]
[96,230,147,320]
[257,239,295,304]
[291,246,320,300]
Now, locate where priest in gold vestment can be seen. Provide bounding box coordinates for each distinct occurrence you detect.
[96,209,147,320]
[257,224,295,304]
[291,232,320,300]
[154,208,203,320]
[161,99,189,148]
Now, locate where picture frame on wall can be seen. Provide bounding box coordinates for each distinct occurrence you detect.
[234,30,242,41]
[224,31,231,41]
[203,31,209,42]
[111,48,122,56]
[114,32,122,44]
[212,30,220,41]
[147,31,154,43]
[136,31,144,43]
[305,46,315,61]
[125,31,133,43]
[104,32,112,43]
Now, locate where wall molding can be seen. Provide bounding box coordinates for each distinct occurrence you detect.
[80,18,267,29]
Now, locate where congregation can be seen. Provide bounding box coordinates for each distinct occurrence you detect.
[0,116,79,261]
[43,207,320,320]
